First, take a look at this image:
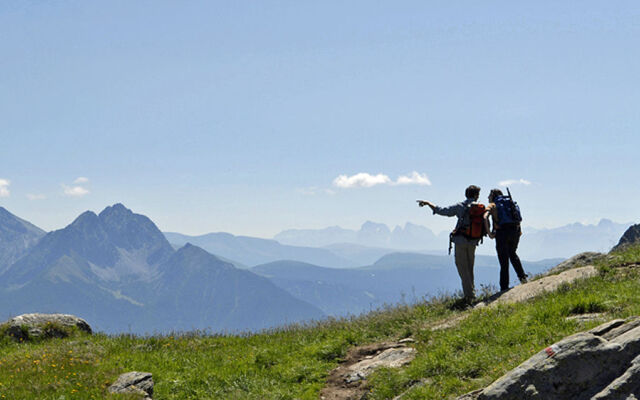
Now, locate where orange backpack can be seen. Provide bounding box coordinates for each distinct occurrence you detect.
[448,203,488,254]
[459,203,487,239]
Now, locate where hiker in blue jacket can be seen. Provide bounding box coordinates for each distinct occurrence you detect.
[484,188,528,291]
[418,185,483,303]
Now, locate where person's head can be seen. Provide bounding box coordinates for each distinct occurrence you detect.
[465,185,481,200]
[488,189,503,203]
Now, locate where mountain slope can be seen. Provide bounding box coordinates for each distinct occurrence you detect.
[0,269,148,333]
[99,204,174,269]
[321,243,397,266]
[151,244,325,332]
[2,211,117,286]
[0,207,46,273]
[252,260,377,316]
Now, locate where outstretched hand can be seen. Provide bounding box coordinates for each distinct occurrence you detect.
[417,200,435,210]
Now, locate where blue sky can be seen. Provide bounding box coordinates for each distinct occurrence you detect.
[1,1,638,237]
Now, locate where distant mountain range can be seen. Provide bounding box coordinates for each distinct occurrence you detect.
[164,231,356,268]
[275,221,446,250]
[0,205,323,334]
[275,219,632,261]
[516,219,630,259]
[251,254,561,316]
[0,204,631,335]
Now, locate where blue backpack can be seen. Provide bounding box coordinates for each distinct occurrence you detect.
[494,188,522,225]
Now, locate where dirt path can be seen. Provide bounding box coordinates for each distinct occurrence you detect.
[319,342,406,400]
[319,265,599,400]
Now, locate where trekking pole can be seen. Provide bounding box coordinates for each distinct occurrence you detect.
[507,187,512,199]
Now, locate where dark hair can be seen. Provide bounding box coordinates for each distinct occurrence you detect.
[465,185,481,199]
[489,189,503,202]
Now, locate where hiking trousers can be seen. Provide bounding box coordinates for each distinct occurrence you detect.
[495,225,526,290]
[454,242,476,300]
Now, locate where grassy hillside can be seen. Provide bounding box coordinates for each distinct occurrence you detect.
[2,245,640,399]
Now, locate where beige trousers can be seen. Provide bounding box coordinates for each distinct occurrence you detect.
[454,242,476,299]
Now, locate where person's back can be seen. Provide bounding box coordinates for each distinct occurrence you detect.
[418,185,484,303]
[484,188,527,291]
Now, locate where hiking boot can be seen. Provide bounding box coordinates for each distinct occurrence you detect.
[519,274,529,284]
[450,297,474,311]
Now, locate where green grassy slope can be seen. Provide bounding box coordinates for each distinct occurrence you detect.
[2,245,640,400]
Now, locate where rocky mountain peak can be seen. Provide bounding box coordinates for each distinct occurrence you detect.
[2,204,176,285]
[170,243,226,268]
[612,224,640,252]
[98,203,132,220]
[97,204,173,265]
[598,218,614,227]
[69,211,100,229]
[360,221,391,234]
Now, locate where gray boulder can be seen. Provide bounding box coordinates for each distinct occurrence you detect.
[108,371,154,399]
[2,313,92,340]
[346,346,417,383]
[458,317,640,400]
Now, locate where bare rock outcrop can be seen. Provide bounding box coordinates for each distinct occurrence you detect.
[475,265,599,308]
[345,346,416,383]
[108,371,154,399]
[548,252,605,274]
[457,317,640,400]
[613,224,640,252]
[2,313,92,341]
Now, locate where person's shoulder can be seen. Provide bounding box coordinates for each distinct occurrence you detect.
[486,202,496,210]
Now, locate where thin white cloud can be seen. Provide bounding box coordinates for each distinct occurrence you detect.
[298,187,338,196]
[0,179,10,197]
[63,185,90,197]
[333,173,392,188]
[27,194,46,201]
[395,171,431,186]
[63,176,90,197]
[499,178,532,187]
[333,171,431,189]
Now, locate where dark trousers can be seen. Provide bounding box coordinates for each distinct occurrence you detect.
[495,225,526,290]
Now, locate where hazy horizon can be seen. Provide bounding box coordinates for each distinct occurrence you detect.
[1,202,631,240]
